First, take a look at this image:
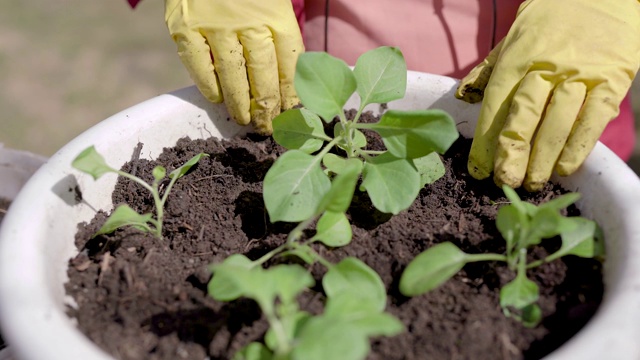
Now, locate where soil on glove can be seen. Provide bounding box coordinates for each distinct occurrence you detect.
[65,114,603,360]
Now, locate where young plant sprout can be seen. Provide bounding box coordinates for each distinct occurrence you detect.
[209,166,404,360]
[263,46,459,224]
[208,46,459,359]
[72,145,208,239]
[399,185,604,327]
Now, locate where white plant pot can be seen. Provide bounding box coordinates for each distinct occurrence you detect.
[0,72,639,360]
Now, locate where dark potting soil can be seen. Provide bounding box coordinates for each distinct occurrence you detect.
[65,114,603,360]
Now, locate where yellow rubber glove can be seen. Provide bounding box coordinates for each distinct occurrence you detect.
[164,0,304,135]
[455,0,640,191]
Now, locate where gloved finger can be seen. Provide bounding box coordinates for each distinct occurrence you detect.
[207,32,252,126]
[164,0,180,20]
[174,30,223,103]
[240,28,281,135]
[556,86,623,176]
[273,26,304,110]
[524,81,586,191]
[467,61,521,181]
[493,72,554,189]
[455,39,504,104]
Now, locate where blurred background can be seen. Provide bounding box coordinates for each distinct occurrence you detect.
[2,0,640,173]
[0,1,189,156]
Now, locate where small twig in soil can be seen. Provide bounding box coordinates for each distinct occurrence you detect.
[244,239,260,252]
[187,183,201,197]
[458,213,467,232]
[142,248,155,266]
[500,332,519,358]
[73,260,91,272]
[127,143,144,193]
[197,225,205,242]
[97,252,113,286]
[122,263,134,289]
[180,223,194,231]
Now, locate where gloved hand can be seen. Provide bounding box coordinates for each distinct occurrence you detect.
[455,0,640,191]
[164,0,304,135]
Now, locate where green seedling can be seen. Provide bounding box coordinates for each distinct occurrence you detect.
[210,254,403,360]
[207,47,469,359]
[399,185,604,327]
[263,46,459,224]
[72,145,208,239]
[209,165,404,360]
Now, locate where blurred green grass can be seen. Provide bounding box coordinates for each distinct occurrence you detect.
[2,1,640,175]
[0,1,190,156]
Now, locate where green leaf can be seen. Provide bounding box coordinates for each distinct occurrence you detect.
[208,254,256,301]
[501,185,535,216]
[334,123,367,151]
[400,242,468,296]
[324,291,404,337]
[322,153,348,175]
[272,108,330,153]
[317,158,362,214]
[353,46,407,106]
[324,290,381,316]
[500,275,539,311]
[293,316,369,360]
[72,145,117,180]
[267,265,315,303]
[526,207,562,246]
[211,261,312,314]
[313,211,352,247]
[263,150,331,222]
[496,205,525,252]
[152,166,166,182]
[413,152,445,187]
[546,217,600,261]
[360,152,420,215]
[280,245,317,265]
[520,304,543,328]
[265,311,311,353]
[323,257,387,312]
[350,312,404,338]
[538,192,581,213]
[169,152,208,179]
[233,342,273,360]
[294,52,356,122]
[359,109,458,159]
[94,204,153,237]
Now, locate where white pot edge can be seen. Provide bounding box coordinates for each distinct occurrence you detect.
[0,146,47,360]
[0,72,638,360]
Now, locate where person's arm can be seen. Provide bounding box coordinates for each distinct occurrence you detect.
[456,0,640,191]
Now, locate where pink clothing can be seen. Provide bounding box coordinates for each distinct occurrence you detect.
[298,0,635,161]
